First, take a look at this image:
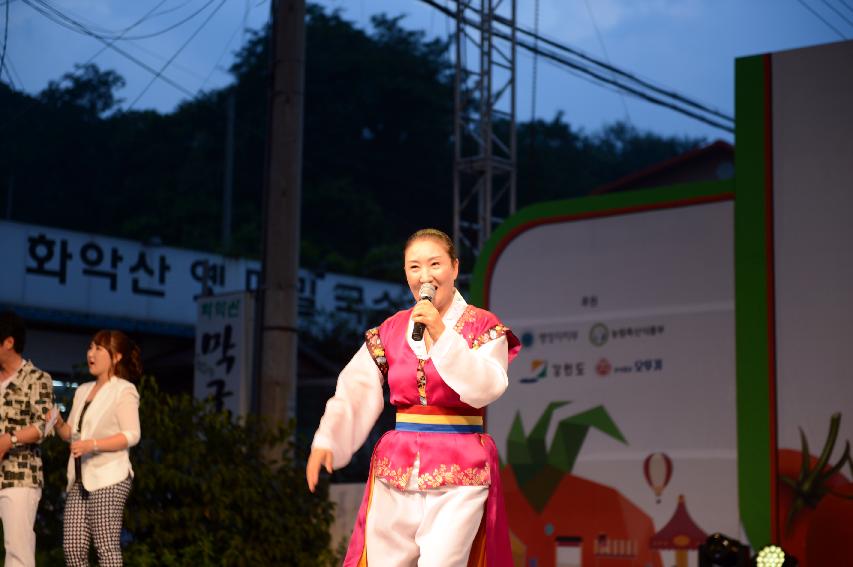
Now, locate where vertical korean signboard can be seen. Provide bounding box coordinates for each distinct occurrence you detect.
[194,292,254,416]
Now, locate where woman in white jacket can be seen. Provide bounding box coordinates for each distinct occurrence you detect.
[54,330,141,567]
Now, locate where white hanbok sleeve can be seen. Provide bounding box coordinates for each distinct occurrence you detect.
[428,328,509,409]
[311,343,385,469]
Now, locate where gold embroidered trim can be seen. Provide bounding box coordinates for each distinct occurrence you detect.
[452,305,477,334]
[374,457,413,490]
[365,327,388,377]
[416,359,427,405]
[472,324,510,350]
[416,463,490,489]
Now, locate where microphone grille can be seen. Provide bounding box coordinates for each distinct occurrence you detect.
[418,283,436,299]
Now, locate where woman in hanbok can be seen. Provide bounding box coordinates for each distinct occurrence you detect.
[307,228,520,566]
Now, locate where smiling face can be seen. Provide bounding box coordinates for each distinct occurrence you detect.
[87,342,121,379]
[404,237,460,316]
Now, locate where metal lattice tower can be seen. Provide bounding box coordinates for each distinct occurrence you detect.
[452,0,517,270]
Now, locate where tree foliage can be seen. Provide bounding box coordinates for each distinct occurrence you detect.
[32,377,336,566]
[0,3,704,281]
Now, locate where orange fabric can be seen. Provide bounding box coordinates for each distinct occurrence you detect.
[466,511,488,566]
[357,460,377,566]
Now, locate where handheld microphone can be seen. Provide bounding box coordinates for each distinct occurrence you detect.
[411,283,436,341]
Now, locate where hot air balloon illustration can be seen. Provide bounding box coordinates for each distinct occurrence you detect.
[644,452,673,504]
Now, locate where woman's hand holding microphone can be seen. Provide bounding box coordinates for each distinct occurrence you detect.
[411,298,445,342]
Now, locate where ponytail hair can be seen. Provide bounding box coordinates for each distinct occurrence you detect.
[92,330,143,381]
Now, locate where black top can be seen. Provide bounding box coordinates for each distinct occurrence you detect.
[74,400,92,485]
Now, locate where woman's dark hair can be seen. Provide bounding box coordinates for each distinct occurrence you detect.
[404,228,458,263]
[0,310,26,353]
[92,330,143,381]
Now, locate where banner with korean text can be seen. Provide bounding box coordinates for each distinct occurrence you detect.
[0,220,409,331]
[473,183,736,567]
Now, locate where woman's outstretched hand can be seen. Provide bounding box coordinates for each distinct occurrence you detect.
[306,447,334,493]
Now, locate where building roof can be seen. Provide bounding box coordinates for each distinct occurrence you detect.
[591,140,734,195]
[649,495,708,550]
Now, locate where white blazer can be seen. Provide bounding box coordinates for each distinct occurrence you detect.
[65,376,141,491]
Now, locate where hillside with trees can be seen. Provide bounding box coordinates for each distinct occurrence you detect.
[0,4,703,281]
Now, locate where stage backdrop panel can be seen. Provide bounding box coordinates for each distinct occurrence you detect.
[735,39,853,564]
[772,41,853,494]
[735,41,853,567]
[472,183,735,567]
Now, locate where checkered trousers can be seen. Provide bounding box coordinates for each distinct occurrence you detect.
[63,476,132,567]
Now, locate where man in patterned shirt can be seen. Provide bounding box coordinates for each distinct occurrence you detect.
[0,311,54,567]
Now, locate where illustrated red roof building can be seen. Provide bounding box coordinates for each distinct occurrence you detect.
[650,494,707,550]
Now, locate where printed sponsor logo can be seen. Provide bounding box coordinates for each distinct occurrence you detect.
[610,325,665,340]
[519,359,585,383]
[612,358,664,374]
[589,323,609,347]
[520,359,548,383]
[595,358,612,377]
[537,330,579,345]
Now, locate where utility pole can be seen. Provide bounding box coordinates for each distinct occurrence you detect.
[222,91,236,251]
[256,0,305,434]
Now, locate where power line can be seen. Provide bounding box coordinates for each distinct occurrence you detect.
[197,15,244,93]
[4,50,23,88]
[1,0,9,86]
[839,0,853,15]
[34,0,219,42]
[584,0,632,124]
[21,0,196,97]
[127,0,227,109]
[84,0,172,64]
[418,0,733,133]
[82,1,221,85]
[501,13,732,123]
[530,0,539,122]
[106,0,220,41]
[526,36,733,132]
[795,0,848,38]
[820,0,853,26]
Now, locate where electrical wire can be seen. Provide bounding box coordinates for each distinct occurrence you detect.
[584,0,632,124]
[820,0,853,26]
[521,35,733,132]
[1,0,10,86]
[32,0,219,42]
[84,0,172,64]
[497,13,732,122]
[196,15,244,93]
[105,0,219,41]
[127,0,227,109]
[20,0,196,97]
[80,1,216,85]
[530,0,539,122]
[419,0,733,132]
[423,0,732,124]
[795,0,848,38]
[4,50,23,88]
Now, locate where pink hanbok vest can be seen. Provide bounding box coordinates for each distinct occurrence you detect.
[344,305,521,566]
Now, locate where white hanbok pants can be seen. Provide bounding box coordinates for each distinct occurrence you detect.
[365,475,488,567]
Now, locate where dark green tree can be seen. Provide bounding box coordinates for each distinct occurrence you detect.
[0,3,705,279]
[39,63,126,118]
[33,377,336,566]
